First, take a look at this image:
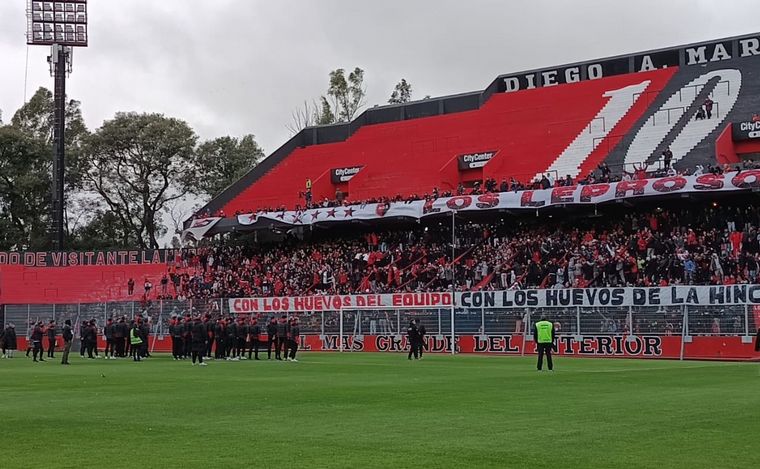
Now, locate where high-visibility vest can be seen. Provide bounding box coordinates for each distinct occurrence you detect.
[130,328,143,345]
[535,320,554,344]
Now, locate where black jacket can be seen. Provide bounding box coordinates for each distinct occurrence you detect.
[113,322,126,339]
[31,325,43,342]
[266,322,277,339]
[407,324,418,342]
[276,321,289,339]
[290,324,300,340]
[191,321,207,344]
[47,326,56,339]
[62,324,73,342]
[3,327,17,349]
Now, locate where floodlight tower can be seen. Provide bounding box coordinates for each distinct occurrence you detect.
[26,0,88,250]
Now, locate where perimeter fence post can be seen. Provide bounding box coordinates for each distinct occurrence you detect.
[744,305,750,337]
[450,301,455,355]
[679,305,688,361]
[339,306,344,353]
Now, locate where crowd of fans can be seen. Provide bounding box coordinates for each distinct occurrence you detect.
[156,201,760,301]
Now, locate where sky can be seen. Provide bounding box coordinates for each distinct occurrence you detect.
[0,0,758,244]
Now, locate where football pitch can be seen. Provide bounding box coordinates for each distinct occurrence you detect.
[1,352,757,468]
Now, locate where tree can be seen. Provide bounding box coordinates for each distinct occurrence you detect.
[287,67,367,131]
[10,87,90,245]
[314,96,336,125]
[68,209,131,250]
[192,135,264,198]
[286,100,317,135]
[0,125,53,250]
[82,112,197,249]
[388,78,413,104]
[327,67,366,122]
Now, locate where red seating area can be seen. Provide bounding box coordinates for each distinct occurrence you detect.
[222,68,677,214]
[0,264,170,304]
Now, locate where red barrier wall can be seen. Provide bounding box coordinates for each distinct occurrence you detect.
[21,334,757,361]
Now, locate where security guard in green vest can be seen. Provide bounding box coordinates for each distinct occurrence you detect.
[533,316,556,371]
[130,324,143,362]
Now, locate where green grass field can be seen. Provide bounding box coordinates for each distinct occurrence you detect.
[1,352,757,468]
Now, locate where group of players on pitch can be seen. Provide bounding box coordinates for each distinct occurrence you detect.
[166,314,301,365]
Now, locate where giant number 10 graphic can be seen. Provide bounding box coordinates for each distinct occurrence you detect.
[541,69,741,179]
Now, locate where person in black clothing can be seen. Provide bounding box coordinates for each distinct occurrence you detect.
[248,318,261,360]
[227,317,238,359]
[662,148,673,169]
[417,323,427,359]
[113,317,127,358]
[84,320,97,358]
[31,321,45,362]
[190,316,208,366]
[79,321,87,358]
[266,318,277,359]
[214,318,226,359]
[182,315,193,359]
[139,318,150,358]
[288,317,300,362]
[204,314,214,359]
[46,320,56,358]
[169,315,182,360]
[3,323,17,358]
[61,319,73,365]
[407,319,419,360]
[236,317,248,360]
[275,315,289,360]
[755,328,760,352]
[103,318,115,359]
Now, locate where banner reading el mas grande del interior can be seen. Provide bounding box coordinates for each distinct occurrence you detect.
[228,285,760,313]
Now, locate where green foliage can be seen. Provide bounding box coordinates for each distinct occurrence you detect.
[82,112,198,249]
[314,96,336,126]
[0,125,52,250]
[388,78,413,104]
[327,67,366,122]
[192,134,264,198]
[68,208,132,250]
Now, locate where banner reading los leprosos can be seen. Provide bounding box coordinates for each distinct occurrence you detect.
[219,171,760,233]
[229,285,760,313]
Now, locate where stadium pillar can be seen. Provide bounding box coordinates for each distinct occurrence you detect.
[521,310,531,357]
[339,306,344,352]
[744,305,750,337]
[50,45,68,251]
[450,210,456,355]
[679,306,688,361]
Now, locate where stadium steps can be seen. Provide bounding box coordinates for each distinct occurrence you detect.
[0,264,170,305]
[220,69,678,214]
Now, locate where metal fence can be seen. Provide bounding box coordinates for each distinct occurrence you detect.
[3,299,755,343]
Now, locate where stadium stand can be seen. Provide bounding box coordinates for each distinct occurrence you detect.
[197,33,760,218]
